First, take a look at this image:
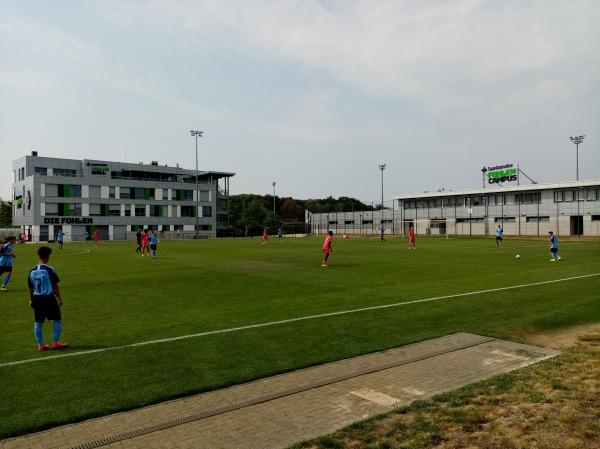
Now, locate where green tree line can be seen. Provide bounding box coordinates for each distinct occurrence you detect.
[220,195,373,236]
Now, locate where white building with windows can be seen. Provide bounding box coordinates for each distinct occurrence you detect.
[308,180,600,237]
[11,153,234,242]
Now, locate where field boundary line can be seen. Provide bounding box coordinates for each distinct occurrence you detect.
[1,272,598,369]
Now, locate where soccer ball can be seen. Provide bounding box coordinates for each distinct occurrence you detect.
[515,254,521,259]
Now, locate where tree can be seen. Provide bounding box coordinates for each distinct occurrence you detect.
[280,198,303,222]
[263,210,282,229]
[0,200,12,228]
[238,199,267,235]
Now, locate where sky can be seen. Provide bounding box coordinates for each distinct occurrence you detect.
[1,0,599,203]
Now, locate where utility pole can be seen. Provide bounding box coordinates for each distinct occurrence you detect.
[190,130,203,235]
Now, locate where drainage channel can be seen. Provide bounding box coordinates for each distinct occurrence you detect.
[72,336,496,449]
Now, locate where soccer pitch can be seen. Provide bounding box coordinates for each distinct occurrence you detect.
[1,236,599,438]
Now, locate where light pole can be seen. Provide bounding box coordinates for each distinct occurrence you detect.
[190,130,203,235]
[378,164,386,210]
[379,164,386,233]
[272,182,276,216]
[569,135,585,181]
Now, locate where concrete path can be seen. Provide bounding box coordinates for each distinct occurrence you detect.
[1,333,559,449]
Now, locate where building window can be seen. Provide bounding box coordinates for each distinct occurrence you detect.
[120,188,131,199]
[134,206,146,217]
[494,216,516,223]
[53,168,77,177]
[592,215,600,221]
[57,184,81,198]
[109,187,116,199]
[174,225,183,231]
[586,189,598,201]
[45,203,59,216]
[67,203,82,216]
[344,220,354,225]
[175,189,193,201]
[181,206,196,217]
[202,206,212,217]
[149,205,164,217]
[124,208,131,217]
[563,191,574,202]
[526,216,549,222]
[35,167,48,176]
[554,191,563,202]
[107,205,120,216]
[89,204,102,216]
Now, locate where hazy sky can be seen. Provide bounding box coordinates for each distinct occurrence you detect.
[1,0,599,203]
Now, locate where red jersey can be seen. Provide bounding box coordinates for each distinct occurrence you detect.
[409,230,415,240]
[323,235,333,252]
[93,231,99,241]
[263,229,268,237]
[142,234,149,244]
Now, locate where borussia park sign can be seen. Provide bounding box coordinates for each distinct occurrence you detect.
[482,164,518,184]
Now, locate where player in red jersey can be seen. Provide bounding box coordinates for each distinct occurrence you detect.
[408,227,416,250]
[321,231,333,267]
[261,227,269,245]
[141,229,150,256]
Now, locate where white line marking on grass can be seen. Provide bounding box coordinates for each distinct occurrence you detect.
[2,273,599,369]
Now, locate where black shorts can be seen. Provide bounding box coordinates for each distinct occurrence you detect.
[496,236,502,241]
[150,244,157,251]
[0,266,12,274]
[551,248,558,254]
[31,295,61,322]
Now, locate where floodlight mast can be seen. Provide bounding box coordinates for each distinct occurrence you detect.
[378,164,386,212]
[569,135,585,181]
[190,130,203,235]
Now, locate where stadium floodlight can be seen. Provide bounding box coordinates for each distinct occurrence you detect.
[378,164,386,212]
[190,130,204,234]
[569,135,585,181]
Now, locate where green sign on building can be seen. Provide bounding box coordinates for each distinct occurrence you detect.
[482,164,518,184]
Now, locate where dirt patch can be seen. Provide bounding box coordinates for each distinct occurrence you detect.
[520,323,600,349]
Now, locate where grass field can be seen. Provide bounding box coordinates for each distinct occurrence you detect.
[1,236,599,439]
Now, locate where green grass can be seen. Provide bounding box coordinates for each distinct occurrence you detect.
[0,236,599,438]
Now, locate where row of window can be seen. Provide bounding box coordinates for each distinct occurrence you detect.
[403,189,599,209]
[44,204,212,218]
[42,184,207,201]
[31,166,213,184]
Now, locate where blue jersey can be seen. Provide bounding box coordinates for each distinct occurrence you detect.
[550,235,559,249]
[28,264,59,296]
[57,232,64,242]
[0,243,14,267]
[496,227,503,237]
[149,235,158,245]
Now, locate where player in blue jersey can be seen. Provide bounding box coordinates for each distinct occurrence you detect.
[56,230,65,250]
[0,236,17,292]
[495,225,503,247]
[548,231,561,261]
[28,246,68,351]
[149,231,159,259]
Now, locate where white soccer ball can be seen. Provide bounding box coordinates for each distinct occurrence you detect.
[515,254,521,259]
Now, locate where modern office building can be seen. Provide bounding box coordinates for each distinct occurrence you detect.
[11,153,234,241]
[309,180,600,237]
